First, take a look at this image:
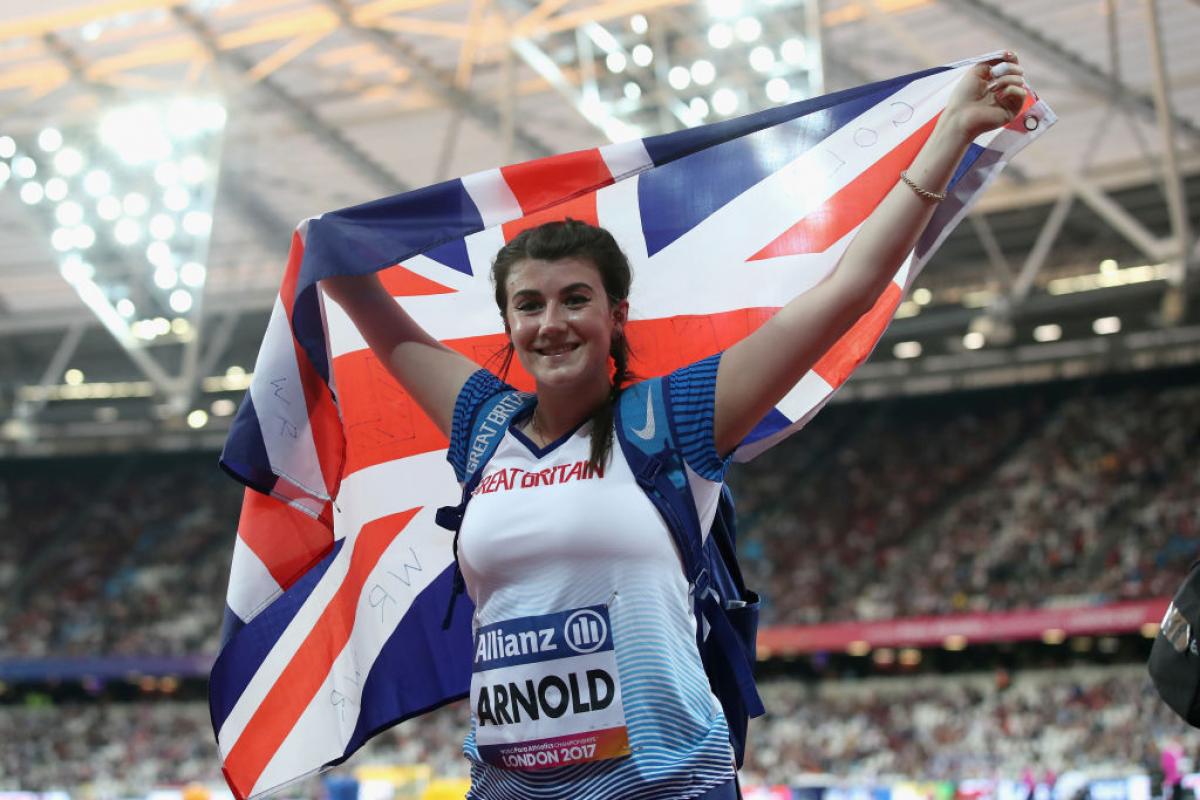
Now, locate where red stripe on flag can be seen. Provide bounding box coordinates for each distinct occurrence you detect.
[502,192,600,241]
[378,264,456,296]
[237,488,335,591]
[500,148,612,215]
[749,115,941,259]
[811,282,902,387]
[334,308,782,477]
[222,507,421,798]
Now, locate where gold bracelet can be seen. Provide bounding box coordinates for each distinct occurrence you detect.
[900,170,946,203]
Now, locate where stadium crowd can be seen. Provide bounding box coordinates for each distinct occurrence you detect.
[1,371,1198,657]
[1,370,1198,794]
[0,666,1193,793]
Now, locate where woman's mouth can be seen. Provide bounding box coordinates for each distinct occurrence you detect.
[537,343,579,357]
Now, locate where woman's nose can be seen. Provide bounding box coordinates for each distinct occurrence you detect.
[538,302,567,332]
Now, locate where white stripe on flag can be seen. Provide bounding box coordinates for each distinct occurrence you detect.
[599,139,653,181]
[227,534,284,624]
[247,297,330,500]
[461,168,524,228]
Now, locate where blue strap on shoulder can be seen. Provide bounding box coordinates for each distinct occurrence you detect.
[436,388,534,629]
[614,377,764,765]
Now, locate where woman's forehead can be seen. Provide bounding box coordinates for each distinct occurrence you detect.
[506,256,602,292]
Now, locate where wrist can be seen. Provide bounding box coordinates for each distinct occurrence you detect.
[930,112,976,153]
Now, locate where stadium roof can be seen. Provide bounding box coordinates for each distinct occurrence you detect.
[0,0,1197,453]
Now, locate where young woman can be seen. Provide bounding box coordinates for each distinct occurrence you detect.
[323,54,1028,800]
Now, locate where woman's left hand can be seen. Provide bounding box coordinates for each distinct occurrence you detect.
[942,52,1028,144]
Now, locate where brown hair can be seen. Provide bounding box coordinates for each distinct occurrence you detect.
[491,218,633,470]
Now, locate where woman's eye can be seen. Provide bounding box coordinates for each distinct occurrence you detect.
[515,301,542,313]
[565,294,589,307]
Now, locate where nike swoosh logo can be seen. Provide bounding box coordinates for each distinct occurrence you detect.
[632,386,655,440]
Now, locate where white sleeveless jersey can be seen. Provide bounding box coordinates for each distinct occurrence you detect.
[449,357,735,800]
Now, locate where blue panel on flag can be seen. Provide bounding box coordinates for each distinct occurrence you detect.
[638,69,948,258]
[741,409,793,447]
[341,564,475,758]
[426,237,473,276]
[221,393,280,497]
[209,538,346,733]
[949,143,986,192]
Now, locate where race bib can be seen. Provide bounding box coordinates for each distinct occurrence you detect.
[471,604,631,771]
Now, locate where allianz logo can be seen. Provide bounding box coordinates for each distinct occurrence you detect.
[475,609,609,663]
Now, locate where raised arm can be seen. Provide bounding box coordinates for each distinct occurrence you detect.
[322,273,482,438]
[713,54,1028,455]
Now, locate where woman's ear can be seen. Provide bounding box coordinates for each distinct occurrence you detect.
[612,299,629,331]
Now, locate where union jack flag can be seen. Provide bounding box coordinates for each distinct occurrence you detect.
[213,55,1053,799]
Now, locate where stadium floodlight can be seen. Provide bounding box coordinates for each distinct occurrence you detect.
[712,88,738,115]
[61,255,94,282]
[1093,316,1121,335]
[631,44,653,67]
[707,23,734,48]
[180,261,206,287]
[19,182,44,204]
[689,97,710,119]
[84,169,112,196]
[170,289,193,313]
[0,162,9,184]
[171,317,191,335]
[186,409,209,429]
[164,185,190,211]
[912,287,933,305]
[72,225,96,249]
[751,47,776,74]
[734,17,762,42]
[623,82,642,100]
[114,218,142,245]
[1033,324,1062,342]
[13,156,36,179]
[962,331,985,350]
[0,135,15,158]
[781,38,807,65]
[691,60,716,86]
[101,106,172,164]
[179,154,207,184]
[629,13,648,34]
[64,368,84,385]
[55,201,84,227]
[668,66,691,91]
[51,227,74,252]
[893,340,922,359]
[146,241,172,267]
[211,398,237,417]
[54,147,84,176]
[606,52,627,73]
[182,210,212,236]
[149,213,176,240]
[38,128,63,152]
[116,298,136,318]
[765,77,790,103]
[97,196,122,221]
[45,177,68,202]
[154,264,178,289]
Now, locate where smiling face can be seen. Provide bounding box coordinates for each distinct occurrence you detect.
[504,256,628,393]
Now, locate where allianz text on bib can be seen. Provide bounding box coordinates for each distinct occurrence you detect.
[471,604,631,770]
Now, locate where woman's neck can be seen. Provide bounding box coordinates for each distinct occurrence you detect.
[530,374,612,444]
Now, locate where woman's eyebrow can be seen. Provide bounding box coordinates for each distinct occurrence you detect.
[559,282,594,294]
